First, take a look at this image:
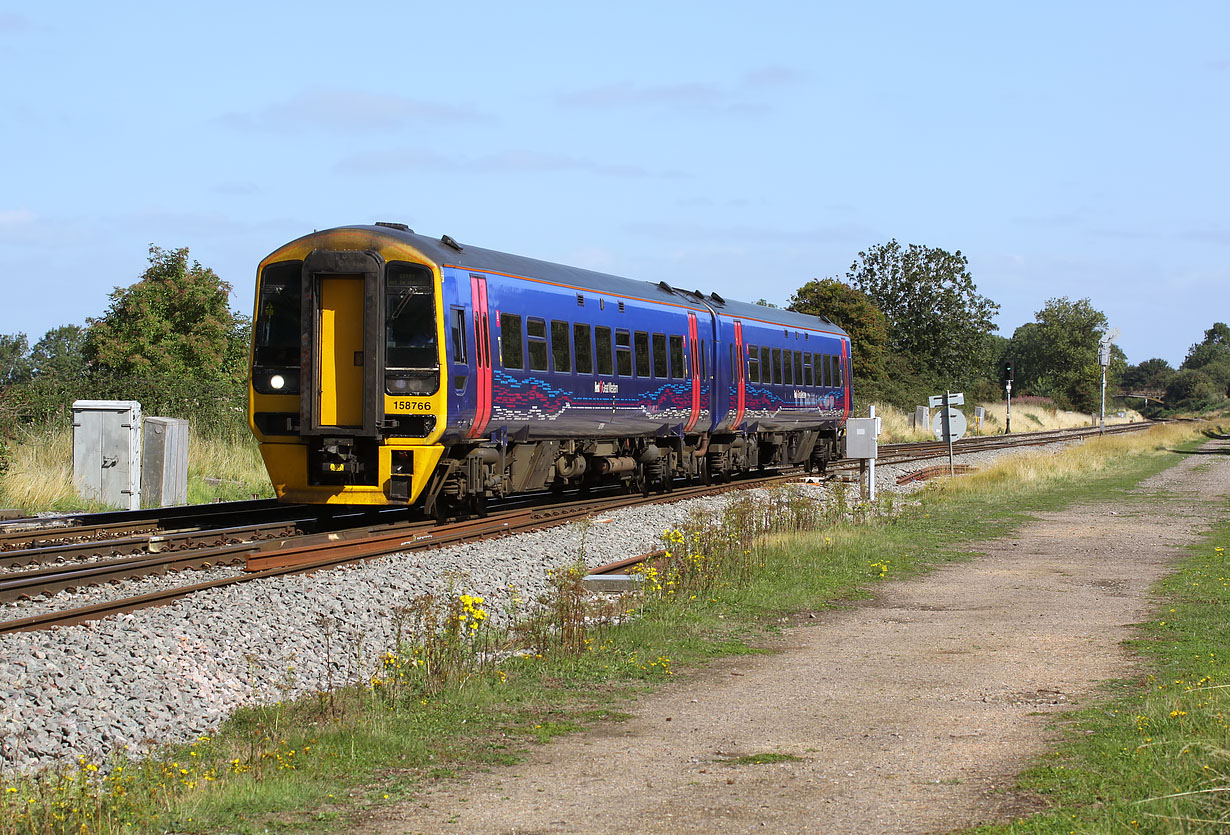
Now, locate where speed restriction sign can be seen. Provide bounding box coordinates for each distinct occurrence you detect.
[932,408,967,442]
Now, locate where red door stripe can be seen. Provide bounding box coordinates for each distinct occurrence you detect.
[468,275,492,439]
[733,321,746,430]
[685,312,700,433]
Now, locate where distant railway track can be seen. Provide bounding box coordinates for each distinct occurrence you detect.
[0,422,1152,634]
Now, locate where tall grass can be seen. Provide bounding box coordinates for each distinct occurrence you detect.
[0,423,272,513]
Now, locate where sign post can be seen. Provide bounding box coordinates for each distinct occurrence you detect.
[1098,328,1120,434]
[929,392,966,477]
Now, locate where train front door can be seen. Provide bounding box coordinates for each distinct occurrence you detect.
[317,275,366,428]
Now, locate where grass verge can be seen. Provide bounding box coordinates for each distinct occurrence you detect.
[0,422,1214,834]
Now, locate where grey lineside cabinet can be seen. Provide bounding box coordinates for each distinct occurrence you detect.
[72,400,143,510]
[142,417,189,507]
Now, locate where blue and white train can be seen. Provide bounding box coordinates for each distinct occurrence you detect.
[247,224,851,517]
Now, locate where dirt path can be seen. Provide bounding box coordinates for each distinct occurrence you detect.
[361,441,1230,834]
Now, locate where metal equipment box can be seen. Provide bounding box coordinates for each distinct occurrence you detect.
[846,417,880,459]
[142,417,189,507]
[72,400,142,510]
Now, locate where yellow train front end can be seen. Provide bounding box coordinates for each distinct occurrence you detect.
[247,226,447,506]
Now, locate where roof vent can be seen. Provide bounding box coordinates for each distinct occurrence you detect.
[441,234,463,252]
[709,292,725,305]
[375,221,412,232]
[658,281,674,294]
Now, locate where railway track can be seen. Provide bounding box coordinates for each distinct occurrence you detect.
[0,422,1150,634]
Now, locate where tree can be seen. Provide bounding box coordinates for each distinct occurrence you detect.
[1179,322,1230,398]
[846,240,998,384]
[29,325,88,381]
[1121,358,1175,393]
[788,278,888,381]
[1005,297,1121,412]
[84,245,245,384]
[0,333,31,387]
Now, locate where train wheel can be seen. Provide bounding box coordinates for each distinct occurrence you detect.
[470,494,488,518]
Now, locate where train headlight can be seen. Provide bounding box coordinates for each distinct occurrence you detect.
[253,368,300,395]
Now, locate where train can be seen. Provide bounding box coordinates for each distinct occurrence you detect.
[247,224,851,518]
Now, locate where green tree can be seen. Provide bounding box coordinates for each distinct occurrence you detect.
[1121,358,1175,393]
[846,240,998,384]
[1179,322,1230,398]
[787,277,888,381]
[29,324,88,380]
[1005,297,1122,412]
[84,245,243,381]
[0,333,31,387]
[82,245,251,432]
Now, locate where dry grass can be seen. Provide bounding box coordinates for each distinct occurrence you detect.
[939,421,1207,495]
[873,400,1145,443]
[0,424,272,513]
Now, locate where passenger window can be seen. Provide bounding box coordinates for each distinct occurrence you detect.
[652,333,667,378]
[596,326,614,376]
[527,317,548,372]
[747,344,759,383]
[819,353,829,387]
[574,323,593,374]
[804,352,813,386]
[783,349,793,386]
[615,329,632,377]
[551,320,571,373]
[772,348,782,384]
[833,354,843,387]
[793,351,803,386]
[760,346,770,382]
[451,307,467,365]
[634,331,650,378]
[669,335,684,379]
[500,313,523,370]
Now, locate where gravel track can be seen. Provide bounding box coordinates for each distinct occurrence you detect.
[0,442,1074,775]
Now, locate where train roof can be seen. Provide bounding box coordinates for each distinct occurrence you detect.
[333,224,849,338]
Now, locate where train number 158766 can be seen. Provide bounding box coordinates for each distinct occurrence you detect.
[392,399,433,412]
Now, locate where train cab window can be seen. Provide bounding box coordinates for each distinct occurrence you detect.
[254,261,302,368]
[652,333,667,378]
[596,326,614,375]
[783,350,793,386]
[803,352,813,386]
[386,264,439,395]
[772,348,783,385]
[793,351,803,385]
[574,323,593,374]
[527,318,548,371]
[747,344,760,383]
[499,313,523,370]
[634,331,650,378]
[615,329,632,376]
[451,308,467,365]
[551,320,571,373]
[669,335,685,378]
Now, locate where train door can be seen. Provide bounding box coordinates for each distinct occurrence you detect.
[301,249,382,438]
[467,273,493,439]
[318,276,365,428]
[732,319,746,430]
[685,311,701,432]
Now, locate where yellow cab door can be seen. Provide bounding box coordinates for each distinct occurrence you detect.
[317,275,366,428]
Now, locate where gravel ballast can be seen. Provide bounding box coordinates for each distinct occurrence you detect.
[0,442,1076,774]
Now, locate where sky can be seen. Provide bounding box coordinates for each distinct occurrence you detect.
[1,1,1226,369]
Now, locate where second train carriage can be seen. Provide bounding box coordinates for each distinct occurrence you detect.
[248,224,851,517]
